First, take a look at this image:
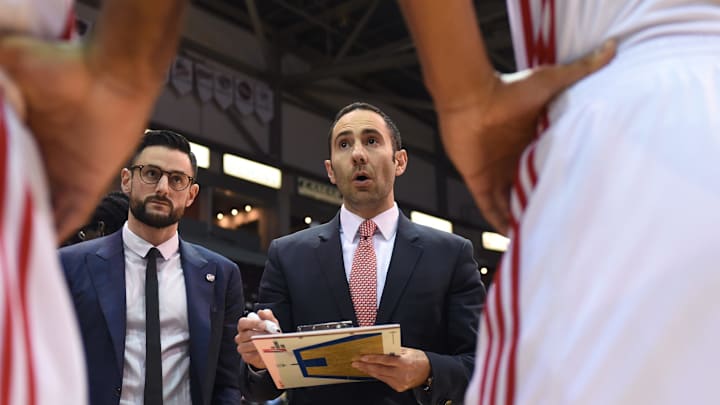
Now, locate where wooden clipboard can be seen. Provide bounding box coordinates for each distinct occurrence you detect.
[251,324,401,389]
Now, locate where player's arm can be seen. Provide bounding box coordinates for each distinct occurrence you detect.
[398,0,615,234]
[89,0,185,97]
[0,0,187,242]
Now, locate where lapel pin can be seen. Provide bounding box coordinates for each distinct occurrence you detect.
[205,273,215,283]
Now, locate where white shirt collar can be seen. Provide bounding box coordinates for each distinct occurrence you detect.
[122,222,179,260]
[339,203,399,243]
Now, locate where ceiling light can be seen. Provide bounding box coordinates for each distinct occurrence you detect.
[482,232,510,252]
[223,153,281,189]
[410,211,453,233]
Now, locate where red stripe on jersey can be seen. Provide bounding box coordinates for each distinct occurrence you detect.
[0,94,12,405]
[0,296,10,405]
[526,145,538,188]
[545,0,557,63]
[0,94,6,230]
[519,0,536,67]
[478,1,558,402]
[478,298,495,404]
[487,260,507,404]
[520,0,557,67]
[505,220,522,405]
[60,8,76,41]
[18,191,35,405]
[515,174,527,211]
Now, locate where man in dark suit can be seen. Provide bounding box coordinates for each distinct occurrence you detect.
[236,102,485,405]
[60,130,244,405]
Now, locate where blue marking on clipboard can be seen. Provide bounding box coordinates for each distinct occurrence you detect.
[293,333,380,381]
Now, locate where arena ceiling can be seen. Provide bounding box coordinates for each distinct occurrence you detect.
[193,0,515,126]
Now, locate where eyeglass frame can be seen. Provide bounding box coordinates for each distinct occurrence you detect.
[128,164,195,191]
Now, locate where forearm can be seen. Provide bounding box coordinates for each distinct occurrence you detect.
[90,0,187,93]
[398,0,496,110]
[413,351,474,404]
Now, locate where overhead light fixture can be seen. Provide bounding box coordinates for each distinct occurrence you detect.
[189,141,211,169]
[482,232,510,252]
[216,212,224,220]
[480,267,488,275]
[304,216,312,225]
[230,208,239,216]
[223,154,282,189]
[244,204,252,213]
[410,211,453,233]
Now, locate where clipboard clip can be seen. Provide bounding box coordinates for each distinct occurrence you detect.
[296,320,353,332]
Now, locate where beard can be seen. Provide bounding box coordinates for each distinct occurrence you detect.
[129,195,183,228]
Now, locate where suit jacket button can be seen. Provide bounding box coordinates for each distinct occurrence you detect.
[115,387,121,396]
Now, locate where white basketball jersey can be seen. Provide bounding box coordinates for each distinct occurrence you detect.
[507,0,720,68]
[0,0,74,40]
[0,1,86,404]
[466,1,720,405]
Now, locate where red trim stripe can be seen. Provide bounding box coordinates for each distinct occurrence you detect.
[519,0,536,67]
[527,146,538,189]
[478,289,496,404]
[546,0,557,63]
[1,292,10,405]
[60,8,76,41]
[0,94,12,405]
[487,266,506,404]
[520,0,557,67]
[505,219,522,404]
[477,0,558,402]
[18,190,35,405]
[514,172,528,211]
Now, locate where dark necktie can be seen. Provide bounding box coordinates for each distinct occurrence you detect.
[144,248,163,405]
[349,220,378,326]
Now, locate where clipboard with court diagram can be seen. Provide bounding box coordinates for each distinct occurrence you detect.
[250,324,401,389]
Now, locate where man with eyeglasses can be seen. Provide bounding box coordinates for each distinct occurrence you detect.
[59,130,245,405]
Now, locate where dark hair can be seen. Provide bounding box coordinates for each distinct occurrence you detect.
[91,191,129,232]
[62,191,129,246]
[327,102,402,156]
[133,129,198,178]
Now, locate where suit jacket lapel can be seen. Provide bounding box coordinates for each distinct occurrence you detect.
[376,212,423,324]
[88,231,127,375]
[315,213,357,324]
[180,240,212,405]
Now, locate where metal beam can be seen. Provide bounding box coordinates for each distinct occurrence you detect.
[304,84,435,110]
[180,38,266,79]
[362,38,416,58]
[334,0,380,62]
[282,91,338,119]
[285,53,418,85]
[245,0,272,67]
[226,111,266,157]
[282,0,371,37]
[270,0,343,36]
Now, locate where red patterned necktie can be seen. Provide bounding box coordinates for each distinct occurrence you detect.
[349,219,378,327]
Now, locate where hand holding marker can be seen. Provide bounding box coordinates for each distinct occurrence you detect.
[247,311,281,334]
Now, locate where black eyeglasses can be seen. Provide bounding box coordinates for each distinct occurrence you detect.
[129,164,194,191]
